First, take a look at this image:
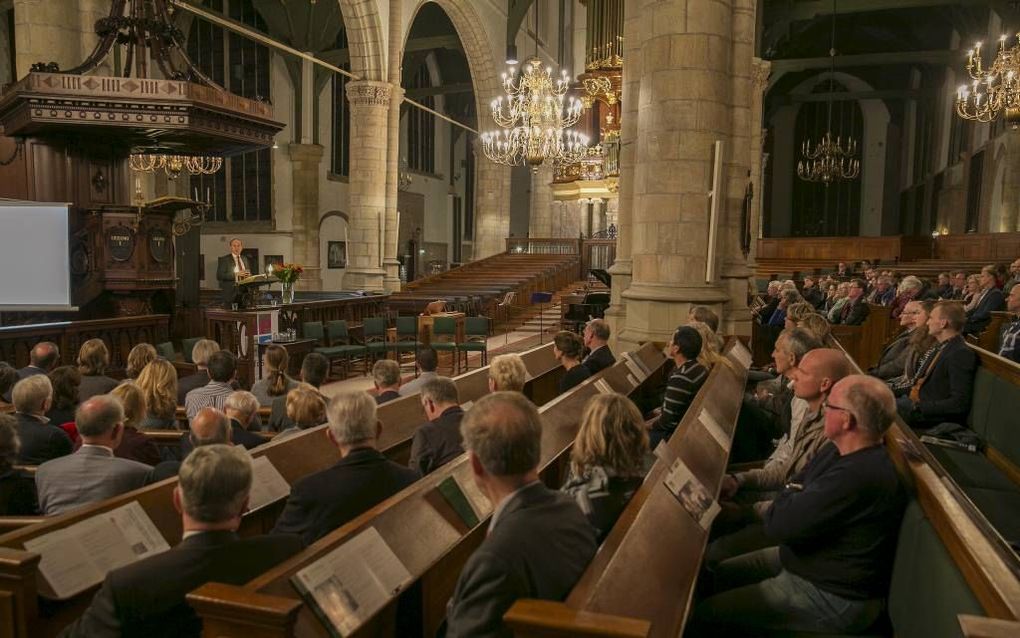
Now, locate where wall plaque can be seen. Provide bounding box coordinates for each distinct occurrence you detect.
[106,225,136,262]
[148,228,170,263]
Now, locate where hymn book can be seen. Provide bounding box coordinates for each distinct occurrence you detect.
[245,455,291,513]
[593,379,614,394]
[620,351,649,380]
[663,458,720,531]
[729,342,752,369]
[291,527,413,637]
[23,501,170,600]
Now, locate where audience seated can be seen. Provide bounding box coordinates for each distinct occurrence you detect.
[796,312,831,341]
[445,392,596,637]
[45,365,81,427]
[0,413,38,515]
[896,301,978,430]
[184,350,237,419]
[176,339,221,404]
[553,331,591,393]
[766,289,801,327]
[151,407,233,483]
[833,279,870,325]
[870,299,922,380]
[800,276,825,309]
[825,282,850,322]
[12,375,71,464]
[371,359,402,405]
[399,348,441,397]
[269,353,328,432]
[15,341,60,383]
[271,391,418,545]
[561,393,648,542]
[867,276,895,306]
[136,359,179,430]
[647,326,708,449]
[1005,258,1020,292]
[488,353,527,393]
[783,301,814,331]
[890,276,923,320]
[76,339,119,402]
[125,343,157,381]
[693,376,906,635]
[277,384,327,439]
[62,445,304,638]
[223,391,266,450]
[0,363,16,412]
[962,274,981,307]
[109,383,161,466]
[964,265,1007,336]
[36,394,150,515]
[999,283,1020,363]
[581,318,615,374]
[754,281,782,325]
[250,345,297,406]
[408,377,465,476]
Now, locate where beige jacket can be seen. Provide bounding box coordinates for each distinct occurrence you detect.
[736,405,827,494]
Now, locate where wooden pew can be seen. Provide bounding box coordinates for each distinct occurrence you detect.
[187,343,670,638]
[0,342,565,638]
[503,340,750,637]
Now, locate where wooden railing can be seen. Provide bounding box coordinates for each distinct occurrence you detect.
[506,238,618,280]
[756,235,933,262]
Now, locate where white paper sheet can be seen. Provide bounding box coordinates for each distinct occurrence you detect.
[663,458,721,531]
[730,342,752,369]
[593,379,614,394]
[699,408,731,452]
[247,456,292,513]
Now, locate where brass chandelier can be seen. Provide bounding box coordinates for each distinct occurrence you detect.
[797,0,860,185]
[957,36,1020,127]
[129,153,224,180]
[482,1,588,170]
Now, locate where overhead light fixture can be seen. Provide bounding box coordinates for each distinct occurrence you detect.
[506,44,519,65]
[957,35,1020,127]
[129,153,223,180]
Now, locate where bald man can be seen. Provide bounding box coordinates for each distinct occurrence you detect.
[147,408,233,484]
[694,375,907,634]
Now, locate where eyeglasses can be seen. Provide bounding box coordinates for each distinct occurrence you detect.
[822,399,853,416]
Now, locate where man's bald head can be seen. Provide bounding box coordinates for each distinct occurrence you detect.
[190,407,231,447]
[829,375,896,442]
[30,341,60,371]
[460,392,541,477]
[792,348,851,402]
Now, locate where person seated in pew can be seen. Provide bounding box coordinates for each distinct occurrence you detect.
[61,444,304,638]
[765,289,801,328]
[109,383,161,466]
[800,276,825,309]
[795,312,831,342]
[890,276,924,321]
[689,305,726,353]
[964,265,1007,336]
[782,301,815,332]
[553,331,591,393]
[896,301,978,430]
[998,283,1020,363]
[581,318,616,375]
[269,353,329,432]
[45,365,81,428]
[250,344,298,407]
[561,393,648,542]
[691,376,907,635]
[825,281,850,322]
[833,278,870,326]
[488,353,527,393]
[276,384,327,440]
[946,271,967,301]
[754,281,782,325]
[962,273,981,308]
[124,343,157,382]
[647,327,708,450]
[445,392,597,637]
[36,394,151,515]
[408,377,466,476]
[0,414,38,515]
[867,276,896,307]
[270,391,418,545]
[887,300,936,395]
[834,261,850,278]
[76,339,119,402]
[399,348,441,397]
[176,339,221,404]
[184,350,237,420]
[1005,258,1020,292]
[223,391,268,450]
[0,363,16,412]
[7,341,60,404]
[136,359,179,430]
[372,359,402,405]
[936,272,954,299]
[148,408,233,483]
[869,299,924,381]
[11,375,72,465]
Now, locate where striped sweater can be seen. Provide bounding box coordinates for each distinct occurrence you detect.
[652,359,708,437]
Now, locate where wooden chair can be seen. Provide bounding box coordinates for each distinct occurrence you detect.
[430,316,459,375]
[459,316,490,371]
[391,316,420,371]
[324,320,369,378]
[361,317,389,363]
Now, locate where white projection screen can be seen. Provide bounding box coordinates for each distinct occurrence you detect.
[0,202,75,311]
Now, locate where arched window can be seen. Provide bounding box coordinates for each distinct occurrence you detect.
[330,27,351,177]
[406,63,435,174]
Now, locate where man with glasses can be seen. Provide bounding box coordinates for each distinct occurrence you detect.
[999,284,1020,363]
[834,278,870,326]
[869,300,922,380]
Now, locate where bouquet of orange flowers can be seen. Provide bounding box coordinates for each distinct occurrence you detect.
[274,263,303,285]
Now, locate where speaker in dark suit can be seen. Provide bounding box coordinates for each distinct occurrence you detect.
[216,239,250,305]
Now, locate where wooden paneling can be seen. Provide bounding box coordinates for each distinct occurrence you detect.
[756,235,931,262]
[935,233,1020,262]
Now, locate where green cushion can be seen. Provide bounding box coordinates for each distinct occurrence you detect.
[459,342,487,351]
[315,345,367,357]
[392,341,419,352]
[981,373,1020,469]
[431,342,457,351]
[181,337,202,364]
[967,367,995,438]
[960,488,1020,548]
[925,445,1018,492]
[155,342,176,360]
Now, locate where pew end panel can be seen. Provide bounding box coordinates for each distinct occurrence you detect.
[0,547,40,638]
[189,582,303,638]
[504,599,651,638]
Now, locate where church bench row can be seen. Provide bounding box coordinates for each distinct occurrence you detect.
[502,340,750,638]
[187,343,670,638]
[0,342,564,638]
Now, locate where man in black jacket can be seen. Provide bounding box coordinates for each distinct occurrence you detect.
[11,375,71,465]
[62,445,303,638]
[964,265,1006,336]
[581,319,615,374]
[224,391,267,450]
[445,392,596,637]
[897,301,978,429]
[408,377,465,476]
[3,341,59,403]
[835,279,870,326]
[800,277,825,309]
[271,391,418,545]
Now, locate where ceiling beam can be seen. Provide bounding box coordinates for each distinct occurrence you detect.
[406,83,475,98]
[771,0,1001,22]
[770,49,962,74]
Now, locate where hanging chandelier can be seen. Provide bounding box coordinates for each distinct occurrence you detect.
[797,0,860,185]
[129,153,224,180]
[482,2,588,170]
[957,36,1020,127]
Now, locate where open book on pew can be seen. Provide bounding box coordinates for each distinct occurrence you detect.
[246,455,292,514]
[23,501,169,600]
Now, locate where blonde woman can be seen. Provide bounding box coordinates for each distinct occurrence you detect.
[136,359,179,430]
[109,383,161,466]
[277,383,327,439]
[687,320,727,371]
[251,345,298,406]
[77,338,118,401]
[784,302,816,331]
[797,313,832,342]
[124,343,157,380]
[826,282,851,323]
[561,393,648,541]
[488,353,527,392]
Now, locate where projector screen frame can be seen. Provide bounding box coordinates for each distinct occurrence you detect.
[0,200,78,313]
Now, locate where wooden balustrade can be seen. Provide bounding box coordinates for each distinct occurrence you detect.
[756,235,933,262]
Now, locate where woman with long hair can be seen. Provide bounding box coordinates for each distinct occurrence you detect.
[136,359,179,430]
[46,365,81,427]
[109,382,161,466]
[124,343,157,380]
[889,300,937,394]
[562,393,649,541]
[77,338,118,401]
[251,345,298,406]
[826,282,851,323]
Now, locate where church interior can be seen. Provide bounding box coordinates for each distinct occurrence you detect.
[0,0,1019,636]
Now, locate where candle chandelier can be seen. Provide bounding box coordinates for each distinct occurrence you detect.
[957,35,1020,127]
[482,1,588,170]
[129,153,223,180]
[797,0,860,185]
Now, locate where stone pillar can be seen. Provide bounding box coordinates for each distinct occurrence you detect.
[473,142,512,258]
[606,197,619,227]
[528,165,554,238]
[382,0,402,292]
[617,0,753,350]
[343,80,391,291]
[592,198,606,233]
[289,143,324,290]
[13,0,95,77]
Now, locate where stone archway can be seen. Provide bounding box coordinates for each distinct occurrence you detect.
[338,0,386,81]
[319,211,351,289]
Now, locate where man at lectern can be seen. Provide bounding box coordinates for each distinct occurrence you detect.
[216,238,250,305]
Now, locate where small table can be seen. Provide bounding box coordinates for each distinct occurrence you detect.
[256,338,317,379]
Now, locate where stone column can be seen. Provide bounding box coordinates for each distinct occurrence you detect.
[606,197,619,228]
[288,143,324,290]
[13,0,92,77]
[473,143,512,258]
[382,0,402,292]
[528,164,554,238]
[617,0,753,349]
[343,80,391,291]
[592,198,606,233]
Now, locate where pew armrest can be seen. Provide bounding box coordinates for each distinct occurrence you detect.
[958,614,1020,638]
[187,582,302,638]
[504,599,650,638]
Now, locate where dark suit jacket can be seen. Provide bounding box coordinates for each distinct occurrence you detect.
[558,364,592,393]
[407,406,465,476]
[964,288,1006,335]
[871,330,912,380]
[756,298,780,325]
[216,254,248,305]
[176,371,210,405]
[445,482,597,638]
[802,287,825,309]
[14,412,72,465]
[375,390,401,405]
[59,530,303,638]
[0,468,38,515]
[581,345,615,375]
[909,335,978,428]
[838,298,870,326]
[78,375,119,402]
[271,447,418,545]
[145,460,181,484]
[231,419,265,450]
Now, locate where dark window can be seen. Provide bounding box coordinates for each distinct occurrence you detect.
[947,114,970,166]
[966,150,984,233]
[331,28,351,176]
[406,64,435,173]
[929,172,943,234]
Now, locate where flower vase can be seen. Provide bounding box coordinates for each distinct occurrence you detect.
[282,282,295,304]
